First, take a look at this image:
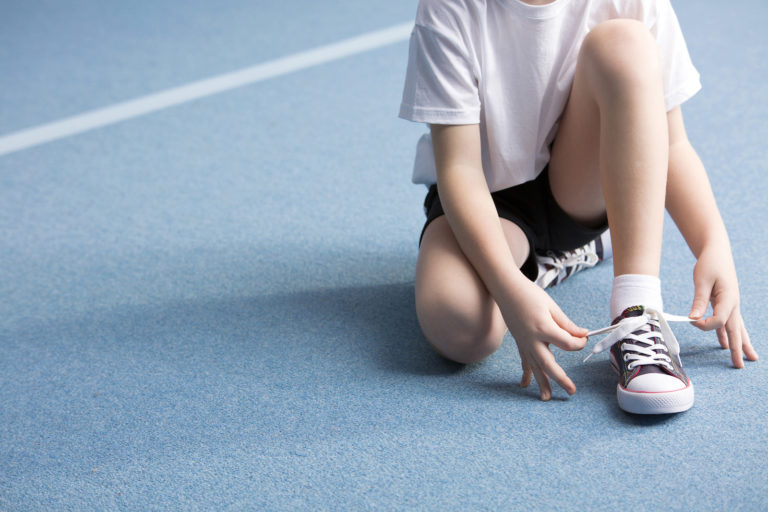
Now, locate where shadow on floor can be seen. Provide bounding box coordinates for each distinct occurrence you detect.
[4,281,464,379]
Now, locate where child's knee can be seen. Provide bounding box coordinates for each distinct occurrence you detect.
[581,19,662,91]
[424,327,504,365]
[416,294,505,364]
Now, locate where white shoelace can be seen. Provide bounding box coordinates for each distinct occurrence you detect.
[583,308,694,370]
[535,243,599,289]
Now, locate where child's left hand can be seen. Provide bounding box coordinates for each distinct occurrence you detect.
[688,244,759,367]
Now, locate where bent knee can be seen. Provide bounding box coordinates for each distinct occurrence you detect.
[584,19,658,59]
[425,328,504,365]
[581,19,662,90]
[417,300,505,364]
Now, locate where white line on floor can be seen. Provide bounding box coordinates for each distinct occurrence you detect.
[0,22,413,157]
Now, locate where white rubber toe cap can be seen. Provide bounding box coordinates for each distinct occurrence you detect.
[626,373,686,392]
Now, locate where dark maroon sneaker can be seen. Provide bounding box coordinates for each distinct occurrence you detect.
[585,306,694,414]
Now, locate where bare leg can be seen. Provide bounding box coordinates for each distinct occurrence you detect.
[549,19,669,277]
[415,216,530,364]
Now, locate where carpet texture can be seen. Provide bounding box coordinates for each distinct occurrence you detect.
[1,1,766,510]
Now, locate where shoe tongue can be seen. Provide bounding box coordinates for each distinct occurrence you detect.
[622,305,646,318]
[612,305,645,325]
[614,305,668,372]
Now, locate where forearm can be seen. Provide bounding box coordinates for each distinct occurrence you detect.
[665,139,731,258]
[437,162,529,304]
[663,110,753,360]
[430,124,529,306]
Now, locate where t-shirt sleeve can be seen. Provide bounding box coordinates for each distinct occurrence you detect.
[650,0,702,110]
[399,23,481,124]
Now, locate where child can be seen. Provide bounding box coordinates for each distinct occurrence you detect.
[399,0,758,414]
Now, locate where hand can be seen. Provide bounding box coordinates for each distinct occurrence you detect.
[501,280,588,401]
[689,245,758,368]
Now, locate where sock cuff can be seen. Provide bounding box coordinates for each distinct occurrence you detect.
[610,274,663,319]
[613,273,661,287]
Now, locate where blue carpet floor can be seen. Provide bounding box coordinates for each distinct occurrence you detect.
[1,1,767,510]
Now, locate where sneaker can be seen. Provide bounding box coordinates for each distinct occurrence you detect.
[584,306,694,414]
[534,229,611,289]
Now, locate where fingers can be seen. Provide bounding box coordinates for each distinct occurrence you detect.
[693,310,725,331]
[546,329,587,352]
[529,358,552,401]
[693,292,736,331]
[725,318,744,369]
[718,310,758,367]
[520,359,533,388]
[688,258,755,366]
[742,325,759,362]
[550,307,589,340]
[520,344,576,401]
[535,344,576,395]
[689,288,711,320]
[547,309,588,352]
[716,326,728,350]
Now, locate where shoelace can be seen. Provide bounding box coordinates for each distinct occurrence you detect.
[583,308,694,370]
[535,243,599,289]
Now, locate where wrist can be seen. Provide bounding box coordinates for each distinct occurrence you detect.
[697,231,732,259]
[687,223,730,259]
[493,270,539,313]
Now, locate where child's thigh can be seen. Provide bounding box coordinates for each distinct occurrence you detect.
[414,216,510,360]
[549,19,665,228]
[548,58,605,228]
[415,216,500,324]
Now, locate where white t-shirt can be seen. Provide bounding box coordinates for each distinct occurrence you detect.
[399,0,702,192]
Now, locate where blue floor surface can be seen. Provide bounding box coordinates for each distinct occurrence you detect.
[1,1,767,510]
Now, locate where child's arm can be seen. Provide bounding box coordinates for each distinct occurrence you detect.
[665,106,759,367]
[430,123,588,399]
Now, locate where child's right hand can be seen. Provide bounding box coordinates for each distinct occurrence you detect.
[500,280,588,401]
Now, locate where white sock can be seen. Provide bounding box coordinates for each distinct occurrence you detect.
[610,274,663,320]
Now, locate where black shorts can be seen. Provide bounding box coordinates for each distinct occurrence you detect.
[420,166,608,281]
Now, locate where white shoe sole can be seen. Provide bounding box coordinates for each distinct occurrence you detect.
[616,382,694,414]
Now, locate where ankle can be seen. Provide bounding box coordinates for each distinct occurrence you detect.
[610,273,662,319]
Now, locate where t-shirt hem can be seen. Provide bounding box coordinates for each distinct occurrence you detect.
[399,104,480,124]
[665,78,702,111]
